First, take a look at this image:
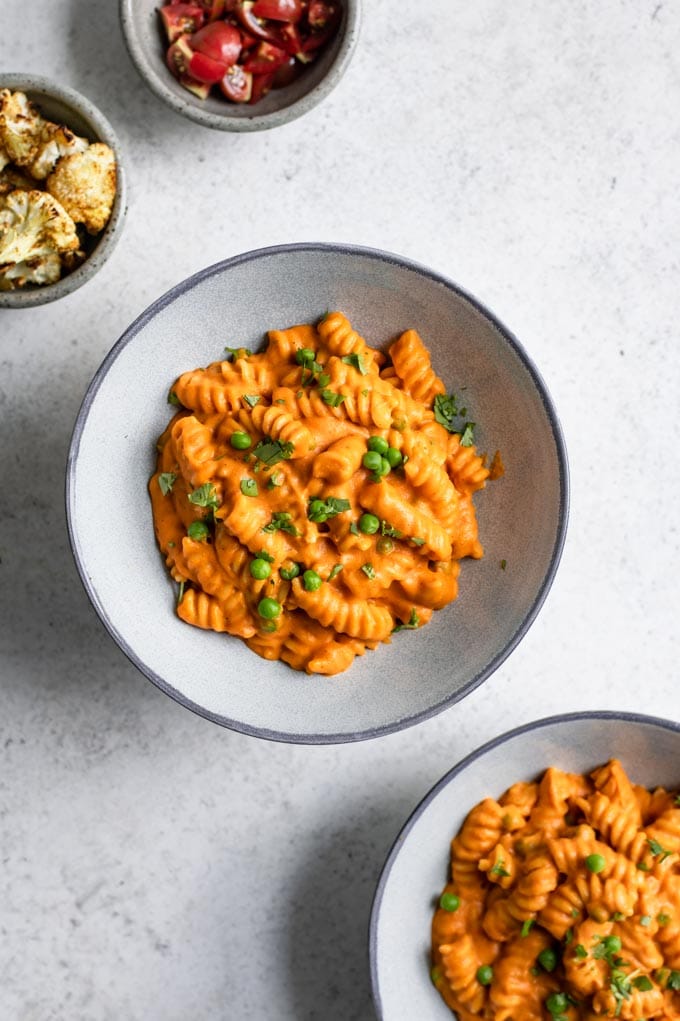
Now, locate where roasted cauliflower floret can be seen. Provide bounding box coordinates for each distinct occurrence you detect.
[0,89,89,180]
[0,143,9,172]
[0,165,35,196]
[0,189,80,290]
[46,142,116,234]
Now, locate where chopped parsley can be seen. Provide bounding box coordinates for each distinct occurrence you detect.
[640,915,652,927]
[658,913,671,926]
[410,536,426,546]
[520,919,535,938]
[668,970,680,991]
[255,550,274,563]
[320,389,347,408]
[158,472,177,495]
[349,522,360,536]
[460,422,476,446]
[307,496,351,522]
[632,975,653,991]
[381,520,403,538]
[267,471,283,489]
[361,388,370,397]
[392,609,420,632]
[500,559,507,570]
[240,479,258,498]
[262,512,299,536]
[361,563,376,580]
[574,944,588,959]
[610,967,632,1015]
[243,394,261,408]
[188,483,219,510]
[252,437,295,467]
[433,392,476,444]
[177,579,186,605]
[489,860,510,878]
[647,837,672,862]
[167,389,182,406]
[224,346,251,360]
[342,353,368,375]
[328,565,343,581]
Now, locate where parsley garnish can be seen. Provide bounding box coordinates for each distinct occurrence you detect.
[410,537,426,546]
[349,522,360,536]
[460,422,476,446]
[610,967,631,1015]
[177,580,186,605]
[520,919,534,937]
[668,970,680,991]
[381,520,403,538]
[167,389,182,406]
[320,389,347,408]
[342,353,368,375]
[240,479,258,498]
[158,472,177,495]
[328,565,343,581]
[500,558,507,570]
[243,394,261,408]
[252,437,295,467]
[224,346,251,361]
[267,471,283,489]
[640,915,652,927]
[255,550,274,563]
[361,388,369,397]
[675,795,680,806]
[361,563,376,580]
[433,393,476,443]
[658,913,671,925]
[489,860,510,878]
[574,944,588,959]
[637,861,651,871]
[262,512,299,536]
[647,837,672,862]
[307,497,351,522]
[632,975,653,991]
[188,483,219,510]
[392,609,420,632]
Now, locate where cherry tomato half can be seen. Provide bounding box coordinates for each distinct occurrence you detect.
[219,64,253,101]
[252,0,302,23]
[234,1,285,44]
[194,0,226,20]
[249,70,277,103]
[159,4,205,43]
[242,41,289,74]
[191,21,241,67]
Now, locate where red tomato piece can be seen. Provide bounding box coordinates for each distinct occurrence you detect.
[220,64,253,101]
[272,56,303,88]
[179,74,212,99]
[242,41,289,74]
[277,22,304,56]
[191,21,241,66]
[166,35,194,77]
[195,0,226,19]
[249,71,277,103]
[301,6,341,53]
[188,49,229,82]
[234,1,285,44]
[306,0,338,29]
[159,4,205,43]
[252,0,302,23]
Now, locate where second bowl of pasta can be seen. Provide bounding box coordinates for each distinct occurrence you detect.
[370,711,680,1020]
[66,242,568,743]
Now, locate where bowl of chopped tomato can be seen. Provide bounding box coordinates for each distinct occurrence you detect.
[120,0,361,130]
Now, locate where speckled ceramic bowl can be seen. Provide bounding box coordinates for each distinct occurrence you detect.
[0,74,126,309]
[120,0,361,131]
[370,711,680,1020]
[66,243,568,743]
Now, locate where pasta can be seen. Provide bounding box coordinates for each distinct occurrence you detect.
[431,760,680,1020]
[149,312,493,676]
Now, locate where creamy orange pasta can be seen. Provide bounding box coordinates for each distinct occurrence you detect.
[149,311,490,676]
[431,760,680,1020]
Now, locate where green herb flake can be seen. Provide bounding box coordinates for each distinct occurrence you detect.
[574,944,588,960]
[361,563,376,580]
[489,860,510,878]
[307,496,351,522]
[410,537,426,547]
[158,472,177,495]
[252,437,295,467]
[500,558,507,570]
[267,471,283,489]
[640,915,652,927]
[520,919,534,937]
[460,422,476,446]
[188,483,220,510]
[612,912,625,921]
[632,975,653,991]
[177,580,186,605]
[349,522,360,536]
[392,609,420,633]
[637,861,652,872]
[255,549,274,563]
[318,373,331,387]
[674,794,680,806]
[668,970,680,991]
[361,388,370,397]
[224,346,251,361]
[647,837,673,862]
[320,389,347,408]
[610,967,632,1014]
[262,512,299,537]
[328,565,343,581]
[243,394,261,408]
[658,913,671,926]
[167,389,182,407]
[433,393,461,432]
[240,479,259,498]
[342,353,368,375]
[564,928,573,945]
[381,520,403,538]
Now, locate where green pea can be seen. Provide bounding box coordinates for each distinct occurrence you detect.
[280,562,301,581]
[309,499,326,516]
[230,431,252,450]
[385,446,403,467]
[585,853,606,874]
[362,450,383,472]
[257,597,281,619]
[439,892,460,912]
[374,457,391,478]
[376,537,394,555]
[302,569,323,592]
[187,520,209,541]
[358,513,380,535]
[250,558,272,580]
[538,948,558,973]
[295,347,315,365]
[545,992,568,1014]
[367,435,389,456]
[476,965,493,986]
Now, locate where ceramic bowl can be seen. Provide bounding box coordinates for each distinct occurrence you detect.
[120,0,361,132]
[0,74,126,309]
[66,242,568,743]
[369,711,680,1020]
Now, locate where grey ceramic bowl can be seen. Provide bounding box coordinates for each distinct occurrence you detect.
[370,711,680,1020]
[66,242,568,744]
[120,0,361,131]
[0,74,126,309]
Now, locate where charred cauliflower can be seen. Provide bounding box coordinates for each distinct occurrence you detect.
[46,143,116,234]
[0,165,35,196]
[0,189,80,290]
[0,89,89,181]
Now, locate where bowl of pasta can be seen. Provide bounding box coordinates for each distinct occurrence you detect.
[370,711,680,1021]
[66,242,568,743]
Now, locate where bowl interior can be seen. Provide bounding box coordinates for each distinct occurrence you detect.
[67,244,567,742]
[121,0,357,129]
[370,713,680,1020]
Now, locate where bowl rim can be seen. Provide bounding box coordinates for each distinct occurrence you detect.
[65,240,570,745]
[368,709,680,1018]
[0,73,127,309]
[119,0,362,132]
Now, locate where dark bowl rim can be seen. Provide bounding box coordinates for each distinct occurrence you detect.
[0,73,127,308]
[119,0,362,132]
[368,709,680,1019]
[65,240,570,745]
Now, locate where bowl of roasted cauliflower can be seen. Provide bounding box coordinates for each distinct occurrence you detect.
[0,75,126,307]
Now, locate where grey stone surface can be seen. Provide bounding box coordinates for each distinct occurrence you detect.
[2,1,680,1019]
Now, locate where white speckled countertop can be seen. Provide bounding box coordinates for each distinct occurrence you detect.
[2,2,680,1018]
